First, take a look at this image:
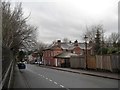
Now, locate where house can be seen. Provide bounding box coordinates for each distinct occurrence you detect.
[54,52,78,67]
[42,41,63,66]
[42,40,93,67]
[69,40,93,56]
[28,51,39,64]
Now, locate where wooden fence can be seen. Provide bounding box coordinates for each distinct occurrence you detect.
[96,55,120,72]
[70,54,120,72]
[96,55,112,71]
[87,56,96,69]
[70,56,85,69]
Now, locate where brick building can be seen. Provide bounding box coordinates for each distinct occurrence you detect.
[42,40,93,67]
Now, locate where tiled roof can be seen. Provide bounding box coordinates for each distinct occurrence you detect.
[43,43,55,50]
[61,43,73,50]
[78,43,92,50]
[43,42,92,51]
[54,52,78,59]
[68,45,75,50]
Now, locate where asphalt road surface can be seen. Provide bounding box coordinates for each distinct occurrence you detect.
[13,64,119,89]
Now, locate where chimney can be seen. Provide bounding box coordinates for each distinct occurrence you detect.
[69,41,72,43]
[74,40,78,46]
[57,40,61,47]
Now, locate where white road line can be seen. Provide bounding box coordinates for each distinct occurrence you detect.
[54,82,57,84]
[60,85,64,88]
[49,79,52,82]
[66,88,70,90]
[46,78,48,79]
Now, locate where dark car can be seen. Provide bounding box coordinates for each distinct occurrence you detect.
[17,62,26,69]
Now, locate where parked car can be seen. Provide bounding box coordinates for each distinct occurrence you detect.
[39,61,44,65]
[17,62,26,69]
[23,61,27,64]
[35,61,39,64]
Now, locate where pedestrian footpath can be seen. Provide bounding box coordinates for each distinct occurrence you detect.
[13,65,28,88]
[39,65,120,80]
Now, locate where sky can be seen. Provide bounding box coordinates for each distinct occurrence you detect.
[11,0,119,44]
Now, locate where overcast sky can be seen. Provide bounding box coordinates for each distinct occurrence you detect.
[12,0,119,44]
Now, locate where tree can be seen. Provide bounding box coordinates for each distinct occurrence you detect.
[94,29,101,54]
[32,42,47,65]
[34,41,47,61]
[82,25,105,55]
[107,47,118,54]
[107,32,120,47]
[17,51,25,61]
[97,47,108,55]
[2,1,37,53]
[82,25,105,43]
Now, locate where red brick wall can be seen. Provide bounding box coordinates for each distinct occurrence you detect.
[73,46,81,55]
[43,46,63,66]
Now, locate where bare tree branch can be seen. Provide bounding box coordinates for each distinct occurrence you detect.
[2,1,37,52]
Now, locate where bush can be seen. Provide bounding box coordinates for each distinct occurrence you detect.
[97,47,108,55]
[107,48,118,54]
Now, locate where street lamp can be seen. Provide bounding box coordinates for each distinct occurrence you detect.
[84,35,88,69]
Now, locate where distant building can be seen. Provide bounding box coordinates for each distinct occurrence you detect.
[28,51,39,64]
[42,40,93,67]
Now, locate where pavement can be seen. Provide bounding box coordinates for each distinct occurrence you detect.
[13,65,29,88]
[39,65,120,80]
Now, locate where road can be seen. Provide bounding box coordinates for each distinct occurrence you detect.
[13,64,118,89]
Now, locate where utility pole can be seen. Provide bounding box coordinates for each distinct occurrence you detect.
[84,35,88,69]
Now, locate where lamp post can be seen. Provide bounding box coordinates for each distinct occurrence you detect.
[84,35,88,69]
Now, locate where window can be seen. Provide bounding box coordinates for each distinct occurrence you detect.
[73,51,75,54]
[80,50,83,55]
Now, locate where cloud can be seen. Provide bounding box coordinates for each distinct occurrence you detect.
[18,0,119,44]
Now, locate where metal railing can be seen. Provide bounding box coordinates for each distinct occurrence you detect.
[2,46,15,89]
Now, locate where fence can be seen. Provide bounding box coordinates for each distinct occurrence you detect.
[70,54,120,72]
[70,56,85,69]
[87,56,96,69]
[96,55,120,72]
[2,46,15,89]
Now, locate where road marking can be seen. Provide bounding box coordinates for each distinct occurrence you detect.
[60,85,64,88]
[46,78,48,79]
[49,79,52,82]
[66,88,70,90]
[54,82,57,84]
